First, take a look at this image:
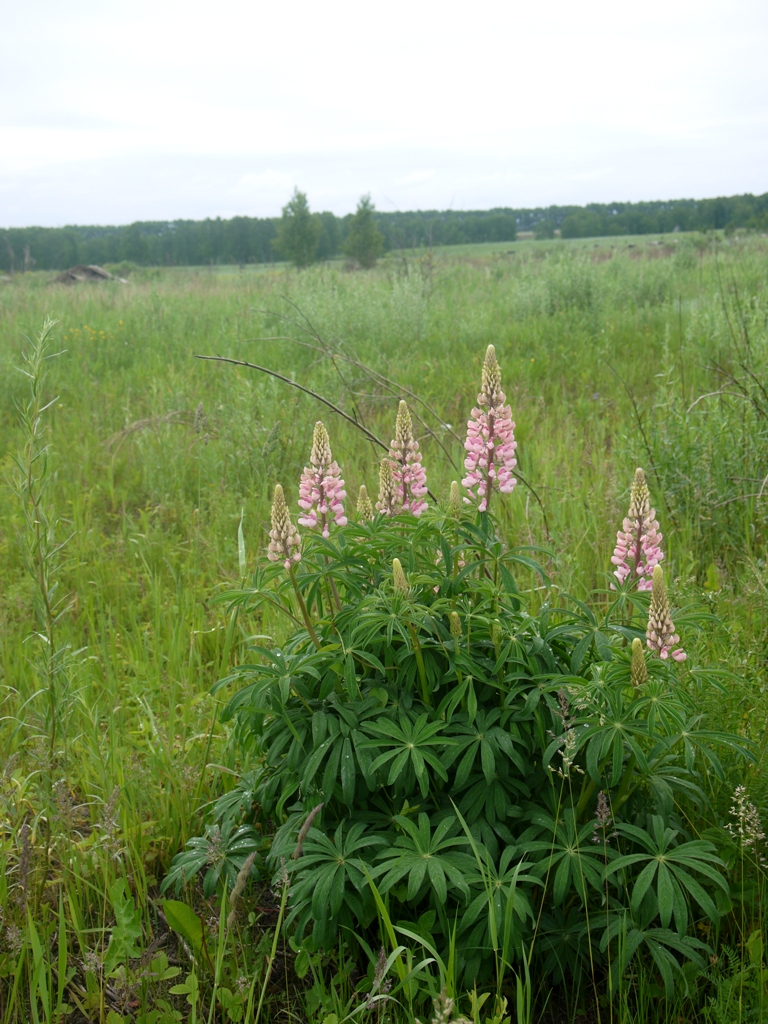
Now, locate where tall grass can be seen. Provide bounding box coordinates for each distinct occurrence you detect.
[0,234,767,1021]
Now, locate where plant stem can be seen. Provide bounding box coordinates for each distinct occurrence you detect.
[407,622,430,705]
[289,566,322,649]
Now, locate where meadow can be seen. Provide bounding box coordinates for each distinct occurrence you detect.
[0,232,767,1023]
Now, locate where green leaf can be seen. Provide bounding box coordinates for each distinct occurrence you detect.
[344,653,358,699]
[656,862,674,928]
[170,971,200,1007]
[162,900,204,955]
[104,879,143,973]
[340,736,355,805]
[237,508,246,579]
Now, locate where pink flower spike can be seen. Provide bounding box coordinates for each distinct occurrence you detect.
[646,566,685,662]
[268,484,302,571]
[461,345,517,513]
[611,468,663,591]
[297,421,347,538]
[388,401,428,515]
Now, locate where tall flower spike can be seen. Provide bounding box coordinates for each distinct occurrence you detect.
[376,458,402,516]
[611,468,663,591]
[388,400,428,515]
[297,421,347,538]
[268,484,302,570]
[630,637,648,686]
[356,484,374,521]
[646,566,686,661]
[462,344,518,513]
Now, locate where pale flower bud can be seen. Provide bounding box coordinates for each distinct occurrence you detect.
[309,421,332,467]
[392,558,409,593]
[630,637,648,686]
[448,481,462,517]
[357,484,374,521]
[268,484,302,570]
[449,611,462,638]
[376,459,402,516]
[480,344,504,408]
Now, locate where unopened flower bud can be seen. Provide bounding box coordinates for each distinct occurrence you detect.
[357,484,374,521]
[309,421,332,467]
[448,481,462,517]
[268,484,302,570]
[449,611,462,638]
[392,558,408,593]
[481,345,504,407]
[630,637,648,686]
[376,459,402,516]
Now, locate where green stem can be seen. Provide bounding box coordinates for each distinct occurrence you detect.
[253,877,290,1024]
[575,777,597,820]
[289,567,321,650]
[611,753,637,812]
[407,623,431,705]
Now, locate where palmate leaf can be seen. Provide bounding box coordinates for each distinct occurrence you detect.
[298,697,382,805]
[288,821,386,947]
[361,713,452,797]
[455,763,531,837]
[529,808,612,904]
[161,822,260,897]
[373,813,474,905]
[600,913,710,996]
[441,708,528,785]
[606,818,727,933]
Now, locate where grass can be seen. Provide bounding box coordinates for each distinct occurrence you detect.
[0,232,767,1022]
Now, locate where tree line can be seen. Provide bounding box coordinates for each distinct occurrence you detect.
[2,190,767,272]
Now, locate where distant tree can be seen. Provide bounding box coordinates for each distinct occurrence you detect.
[534,220,556,240]
[344,195,385,268]
[274,188,321,268]
[316,211,340,260]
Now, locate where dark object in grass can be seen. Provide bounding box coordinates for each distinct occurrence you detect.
[54,264,127,284]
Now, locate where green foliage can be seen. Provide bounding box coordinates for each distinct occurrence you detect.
[533,220,556,240]
[162,901,205,957]
[184,501,750,992]
[273,188,321,268]
[343,194,385,268]
[104,879,143,973]
[161,820,260,896]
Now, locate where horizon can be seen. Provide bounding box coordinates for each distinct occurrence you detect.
[4,188,767,234]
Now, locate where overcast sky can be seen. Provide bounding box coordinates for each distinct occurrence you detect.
[2,0,767,227]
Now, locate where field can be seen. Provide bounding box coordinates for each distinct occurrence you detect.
[1,232,767,1023]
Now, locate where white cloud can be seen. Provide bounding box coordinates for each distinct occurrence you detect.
[2,0,767,225]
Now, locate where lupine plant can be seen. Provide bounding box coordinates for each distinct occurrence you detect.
[167,346,751,1003]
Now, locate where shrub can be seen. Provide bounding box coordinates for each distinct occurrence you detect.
[167,347,750,998]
